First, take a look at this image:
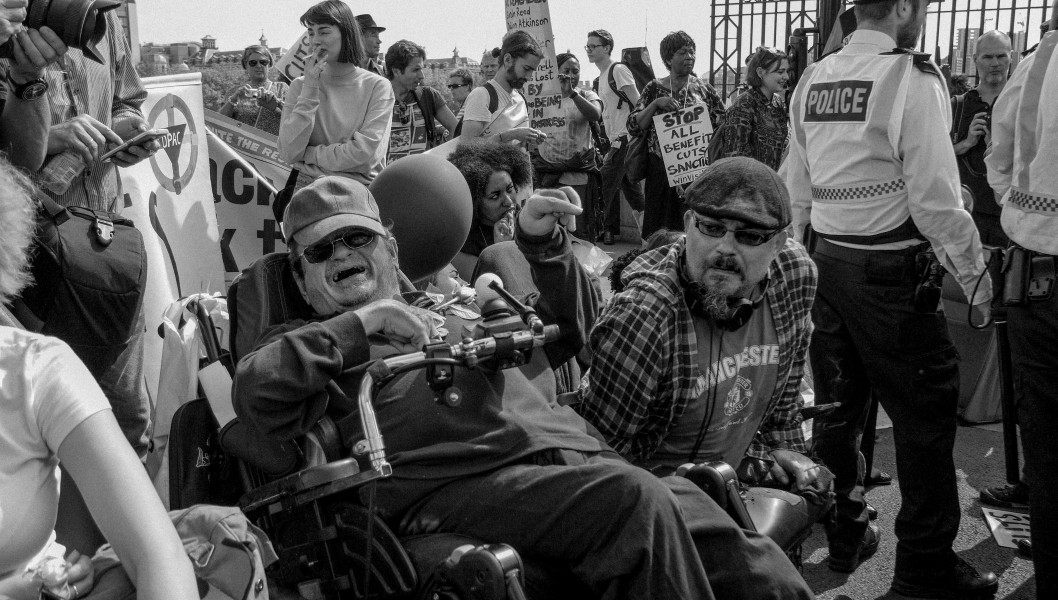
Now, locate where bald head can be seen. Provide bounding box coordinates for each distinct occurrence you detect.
[974,31,1012,88]
[975,31,1012,58]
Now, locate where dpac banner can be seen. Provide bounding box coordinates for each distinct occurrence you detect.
[119,73,226,403]
[504,0,565,135]
[204,110,292,284]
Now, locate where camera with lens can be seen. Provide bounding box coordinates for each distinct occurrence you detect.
[0,0,121,63]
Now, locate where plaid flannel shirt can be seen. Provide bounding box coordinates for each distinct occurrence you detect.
[579,237,816,465]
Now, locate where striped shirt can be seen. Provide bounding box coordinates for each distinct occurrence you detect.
[579,237,816,465]
[0,11,146,212]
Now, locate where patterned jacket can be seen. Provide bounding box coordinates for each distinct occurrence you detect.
[578,237,816,465]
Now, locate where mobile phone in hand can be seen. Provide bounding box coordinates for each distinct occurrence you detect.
[101,129,167,162]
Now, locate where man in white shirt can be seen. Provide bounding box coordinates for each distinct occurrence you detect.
[586,29,644,244]
[781,0,997,596]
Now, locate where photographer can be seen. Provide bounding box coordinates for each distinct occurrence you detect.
[950,30,1012,246]
[0,1,68,170]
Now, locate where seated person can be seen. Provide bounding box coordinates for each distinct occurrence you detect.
[232,175,813,599]
[448,139,533,279]
[0,158,197,600]
[579,157,823,492]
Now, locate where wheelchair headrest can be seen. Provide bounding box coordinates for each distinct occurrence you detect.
[227,252,420,365]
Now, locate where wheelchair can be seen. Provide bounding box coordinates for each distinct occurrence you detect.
[206,251,830,600]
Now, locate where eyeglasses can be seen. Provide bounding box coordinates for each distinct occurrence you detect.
[447,83,469,90]
[584,43,604,52]
[247,60,271,67]
[693,217,780,247]
[300,230,377,263]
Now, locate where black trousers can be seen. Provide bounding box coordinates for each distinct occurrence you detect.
[1006,258,1058,597]
[810,240,961,576]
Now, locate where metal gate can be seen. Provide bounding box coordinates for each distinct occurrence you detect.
[709,0,1053,97]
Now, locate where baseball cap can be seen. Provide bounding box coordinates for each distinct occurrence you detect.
[283,177,387,246]
[356,14,385,32]
[684,157,792,230]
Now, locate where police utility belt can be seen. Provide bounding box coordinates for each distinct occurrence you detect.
[1001,245,1056,306]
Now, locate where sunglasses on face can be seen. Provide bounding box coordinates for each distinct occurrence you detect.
[447,83,469,89]
[247,60,271,67]
[300,230,377,263]
[693,217,780,247]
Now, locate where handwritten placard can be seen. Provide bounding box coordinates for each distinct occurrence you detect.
[653,104,714,187]
[982,507,1032,549]
[504,0,564,135]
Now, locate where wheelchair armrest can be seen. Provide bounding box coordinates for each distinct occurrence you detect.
[675,461,757,533]
[240,457,370,514]
[800,402,840,421]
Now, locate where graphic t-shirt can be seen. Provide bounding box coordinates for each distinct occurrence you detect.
[388,100,429,162]
[645,301,780,470]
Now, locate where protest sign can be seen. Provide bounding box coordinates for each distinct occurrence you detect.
[504,0,564,135]
[982,507,1032,549]
[119,73,226,403]
[275,29,312,83]
[204,110,292,284]
[652,104,714,187]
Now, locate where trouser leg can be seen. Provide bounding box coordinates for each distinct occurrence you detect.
[393,452,811,600]
[1007,290,1058,597]
[811,249,961,574]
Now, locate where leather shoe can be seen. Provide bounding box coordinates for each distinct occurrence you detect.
[867,502,878,521]
[891,557,999,599]
[828,524,880,573]
[602,231,615,245]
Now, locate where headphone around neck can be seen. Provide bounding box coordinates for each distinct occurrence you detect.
[677,251,768,332]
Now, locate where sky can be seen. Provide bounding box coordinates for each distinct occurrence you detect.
[136,0,713,79]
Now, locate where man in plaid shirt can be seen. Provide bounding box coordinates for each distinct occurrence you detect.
[579,157,823,491]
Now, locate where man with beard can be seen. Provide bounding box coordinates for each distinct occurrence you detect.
[950,30,1013,246]
[233,176,815,600]
[458,29,548,147]
[356,14,386,76]
[578,158,824,493]
[781,0,998,595]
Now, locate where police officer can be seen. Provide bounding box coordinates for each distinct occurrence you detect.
[781,0,999,597]
[986,3,1058,596]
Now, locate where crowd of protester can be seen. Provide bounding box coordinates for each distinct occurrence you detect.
[2,0,1057,598]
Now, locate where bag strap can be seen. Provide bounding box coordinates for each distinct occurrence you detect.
[609,62,634,111]
[415,88,437,148]
[486,80,500,113]
[950,93,967,143]
[272,168,300,224]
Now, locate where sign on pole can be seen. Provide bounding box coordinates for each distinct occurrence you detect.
[204,110,292,284]
[275,30,312,83]
[652,104,714,187]
[504,0,565,135]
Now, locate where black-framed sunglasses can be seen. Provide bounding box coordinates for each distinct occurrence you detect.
[247,60,271,67]
[693,216,780,247]
[300,230,377,263]
[447,83,469,90]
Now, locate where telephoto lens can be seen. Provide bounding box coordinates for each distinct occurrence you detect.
[0,0,122,63]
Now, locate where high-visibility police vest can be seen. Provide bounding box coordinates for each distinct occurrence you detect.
[790,52,940,244]
[998,31,1058,255]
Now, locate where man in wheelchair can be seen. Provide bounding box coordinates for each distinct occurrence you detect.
[232,176,812,599]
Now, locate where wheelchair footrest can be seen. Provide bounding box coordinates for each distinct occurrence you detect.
[423,544,526,600]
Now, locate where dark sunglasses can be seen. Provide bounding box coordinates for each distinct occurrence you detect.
[247,60,271,67]
[693,217,780,247]
[300,230,377,263]
[447,83,469,90]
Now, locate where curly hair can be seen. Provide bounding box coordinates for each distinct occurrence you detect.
[300,0,366,65]
[0,158,38,303]
[608,229,684,294]
[385,39,426,76]
[448,140,533,210]
[660,30,695,70]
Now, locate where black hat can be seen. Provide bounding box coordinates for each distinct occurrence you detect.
[356,14,385,32]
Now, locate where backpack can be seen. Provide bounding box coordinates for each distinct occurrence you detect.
[452,81,507,137]
[606,62,636,111]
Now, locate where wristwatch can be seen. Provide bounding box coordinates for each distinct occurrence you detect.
[11,76,49,101]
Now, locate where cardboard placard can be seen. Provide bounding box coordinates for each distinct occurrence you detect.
[982,507,1032,549]
[652,103,714,187]
[504,0,564,135]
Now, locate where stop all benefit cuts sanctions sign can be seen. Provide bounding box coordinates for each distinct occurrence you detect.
[654,104,714,187]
